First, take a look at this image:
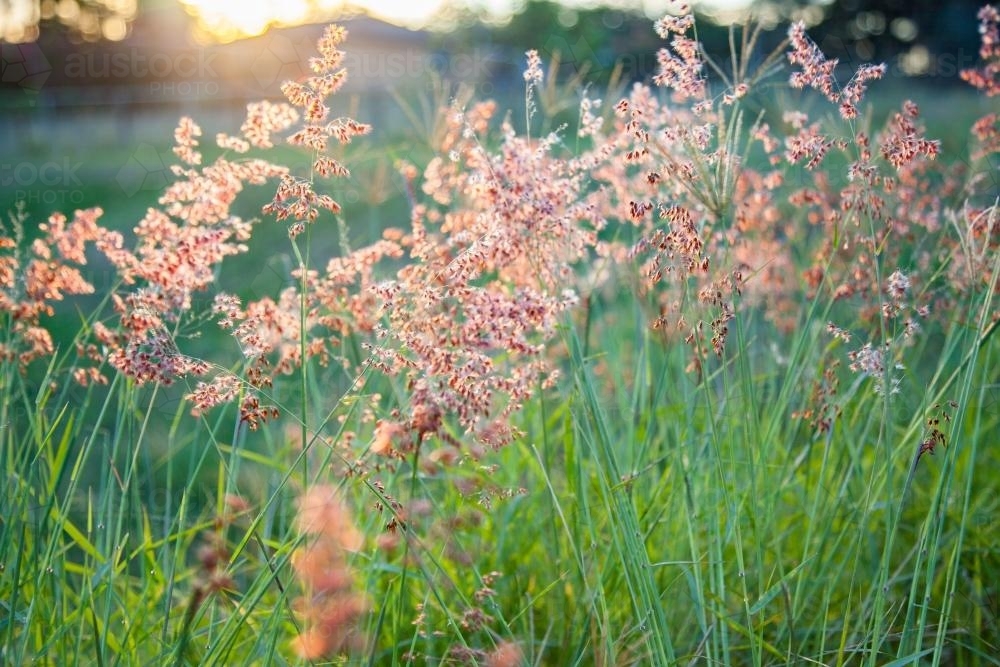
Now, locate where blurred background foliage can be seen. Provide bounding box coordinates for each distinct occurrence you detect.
[3,0,992,262]
[1,0,989,81]
[1,0,993,355]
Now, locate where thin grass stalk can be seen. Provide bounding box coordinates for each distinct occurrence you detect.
[567,328,676,665]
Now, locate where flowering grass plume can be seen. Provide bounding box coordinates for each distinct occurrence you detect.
[3,8,991,443]
[369,90,601,451]
[961,5,1000,96]
[290,484,367,659]
[2,6,999,663]
[263,25,371,237]
[1,206,102,376]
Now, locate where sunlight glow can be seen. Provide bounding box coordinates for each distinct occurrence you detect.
[177,0,752,42]
[179,0,316,40]
[1,0,757,43]
[1,0,137,42]
[178,0,449,41]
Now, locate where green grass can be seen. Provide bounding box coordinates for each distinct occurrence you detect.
[3,27,1000,667]
[3,245,997,664]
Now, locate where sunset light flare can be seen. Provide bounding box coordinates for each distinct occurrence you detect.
[176,0,754,41]
[0,0,756,43]
[177,0,449,41]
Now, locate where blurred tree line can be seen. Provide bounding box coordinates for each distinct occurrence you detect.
[431,0,986,87]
